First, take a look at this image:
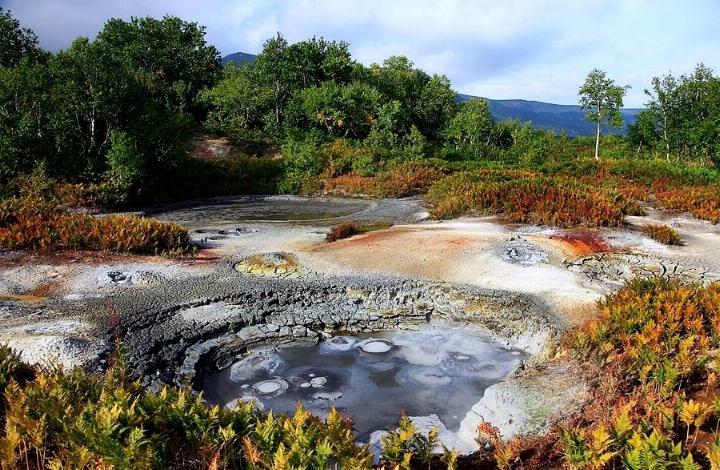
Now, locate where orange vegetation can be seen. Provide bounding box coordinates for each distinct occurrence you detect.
[427,172,630,227]
[550,230,613,256]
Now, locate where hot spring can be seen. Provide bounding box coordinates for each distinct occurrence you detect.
[201,323,527,441]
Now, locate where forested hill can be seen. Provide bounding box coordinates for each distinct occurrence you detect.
[223,52,640,136]
[221,52,256,66]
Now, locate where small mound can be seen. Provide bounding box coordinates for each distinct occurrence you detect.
[229,351,288,383]
[234,252,301,277]
[252,379,289,396]
[357,339,394,354]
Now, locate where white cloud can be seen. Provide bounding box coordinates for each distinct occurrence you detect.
[5,0,719,106]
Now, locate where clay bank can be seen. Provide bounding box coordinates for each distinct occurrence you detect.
[2,196,719,454]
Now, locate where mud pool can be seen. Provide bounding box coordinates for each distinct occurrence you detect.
[145,195,374,227]
[201,324,527,440]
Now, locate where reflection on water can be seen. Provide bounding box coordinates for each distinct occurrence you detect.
[201,324,526,439]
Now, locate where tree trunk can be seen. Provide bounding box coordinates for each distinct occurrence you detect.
[663,114,670,162]
[594,121,600,160]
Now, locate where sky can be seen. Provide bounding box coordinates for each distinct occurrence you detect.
[3,0,719,107]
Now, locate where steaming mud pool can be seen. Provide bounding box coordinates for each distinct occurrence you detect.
[202,324,527,440]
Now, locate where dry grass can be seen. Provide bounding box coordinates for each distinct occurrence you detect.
[642,223,683,245]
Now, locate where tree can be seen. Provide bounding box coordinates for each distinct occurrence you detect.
[0,60,53,186]
[578,69,629,160]
[199,64,272,146]
[0,8,40,67]
[644,64,720,163]
[292,81,381,138]
[442,98,495,157]
[95,16,220,114]
[415,75,457,140]
[254,34,357,133]
[627,109,659,157]
[645,73,677,161]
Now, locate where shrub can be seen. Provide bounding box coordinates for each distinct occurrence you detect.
[0,345,34,428]
[556,279,720,468]
[324,162,447,197]
[103,130,145,206]
[326,222,358,242]
[0,352,372,469]
[642,223,683,245]
[426,171,630,227]
[0,196,192,255]
[325,221,392,242]
[278,136,323,194]
[168,154,283,201]
[655,186,720,223]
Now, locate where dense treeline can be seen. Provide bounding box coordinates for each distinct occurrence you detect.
[0,9,220,204]
[1,8,720,207]
[629,64,720,162]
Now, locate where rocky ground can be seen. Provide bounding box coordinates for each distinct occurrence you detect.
[1,195,719,452]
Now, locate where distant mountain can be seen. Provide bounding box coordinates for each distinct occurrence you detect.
[221,53,640,136]
[458,95,641,136]
[221,52,256,66]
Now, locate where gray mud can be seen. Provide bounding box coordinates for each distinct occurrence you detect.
[143,195,427,227]
[203,324,527,441]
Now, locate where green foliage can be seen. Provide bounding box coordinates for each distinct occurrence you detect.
[442,98,496,158]
[291,81,382,138]
[380,415,438,468]
[627,109,661,155]
[199,64,272,150]
[0,14,219,204]
[0,8,40,67]
[578,69,630,160]
[278,136,323,194]
[103,131,145,205]
[645,64,720,164]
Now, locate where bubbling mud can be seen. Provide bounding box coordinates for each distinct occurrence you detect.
[202,324,526,440]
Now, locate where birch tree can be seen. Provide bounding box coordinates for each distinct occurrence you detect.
[578,69,629,160]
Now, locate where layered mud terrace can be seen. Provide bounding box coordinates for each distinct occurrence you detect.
[107,274,558,389]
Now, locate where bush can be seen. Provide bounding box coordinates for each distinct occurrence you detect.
[324,162,447,198]
[642,223,683,245]
[166,154,283,201]
[655,186,720,223]
[326,222,358,242]
[325,221,392,242]
[0,196,192,255]
[103,130,145,206]
[426,171,630,227]
[556,279,720,468]
[0,345,34,428]
[0,352,372,469]
[278,136,323,194]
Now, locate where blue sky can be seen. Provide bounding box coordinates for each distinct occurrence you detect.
[4,0,719,107]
